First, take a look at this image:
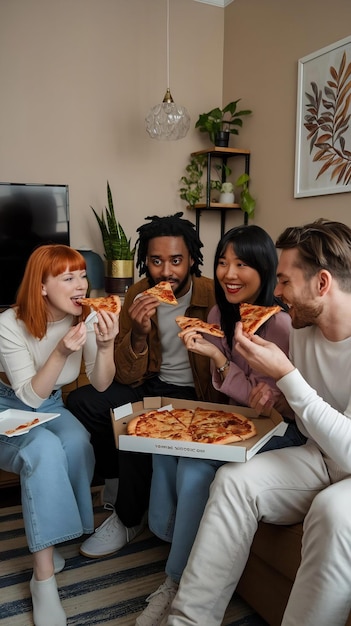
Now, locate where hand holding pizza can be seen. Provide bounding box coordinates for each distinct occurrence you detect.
[79,296,120,346]
[235,322,295,381]
[93,309,120,346]
[178,327,226,367]
[128,293,161,349]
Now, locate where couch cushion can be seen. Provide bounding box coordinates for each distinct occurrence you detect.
[251,521,303,581]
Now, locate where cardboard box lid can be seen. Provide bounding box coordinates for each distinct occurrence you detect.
[111,397,287,463]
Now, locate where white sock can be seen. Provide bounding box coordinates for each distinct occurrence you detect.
[30,574,67,626]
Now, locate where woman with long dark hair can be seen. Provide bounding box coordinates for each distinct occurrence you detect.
[136,225,305,626]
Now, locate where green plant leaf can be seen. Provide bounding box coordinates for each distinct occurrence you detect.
[91,181,135,260]
[195,100,252,143]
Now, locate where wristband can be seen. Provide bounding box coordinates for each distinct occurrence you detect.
[216,359,230,373]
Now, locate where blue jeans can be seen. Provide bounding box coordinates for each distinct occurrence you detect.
[148,421,306,582]
[0,382,95,552]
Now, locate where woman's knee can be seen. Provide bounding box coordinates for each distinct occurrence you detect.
[21,430,66,473]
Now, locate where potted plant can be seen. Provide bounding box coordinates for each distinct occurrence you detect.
[179,154,255,219]
[91,181,135,294]
[219,182,235,204]
[195,100,252,147]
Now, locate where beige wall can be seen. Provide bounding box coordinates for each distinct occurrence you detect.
[223,0,351,245]
[0,0,224,277]
[1,0,351,278]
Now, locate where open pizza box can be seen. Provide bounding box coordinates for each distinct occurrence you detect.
[111,397,287,462]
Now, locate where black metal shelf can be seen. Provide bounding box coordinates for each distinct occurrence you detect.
[188,147,251,237]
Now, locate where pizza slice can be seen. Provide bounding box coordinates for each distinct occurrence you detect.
[239,302,282,335]
[176,316,225,338]
[190,407,257,444]
[78,295,121,315]
[5,417,40,435]
[143,281,178,305]
[171,407,195,429]
[127,409,192,441]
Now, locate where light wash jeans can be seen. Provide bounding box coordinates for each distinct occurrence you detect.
[149,421,306,582]
[168,444,351,626]
[0,381,95,552]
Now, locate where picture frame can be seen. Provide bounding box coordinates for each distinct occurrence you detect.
[294,36,351,198]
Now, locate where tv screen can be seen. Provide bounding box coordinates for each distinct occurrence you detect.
[0,182,70,307]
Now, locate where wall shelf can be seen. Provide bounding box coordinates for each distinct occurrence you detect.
[188,147,251,237]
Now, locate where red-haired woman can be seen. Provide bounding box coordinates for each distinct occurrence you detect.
[0,245,119,626]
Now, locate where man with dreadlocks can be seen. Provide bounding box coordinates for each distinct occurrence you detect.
[67,212,223,559]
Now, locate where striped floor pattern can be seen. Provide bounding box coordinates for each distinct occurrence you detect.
[0,494,266,626]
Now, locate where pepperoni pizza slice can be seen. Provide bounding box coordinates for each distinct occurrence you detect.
[189,407,257,444]
[176,316,224,338]
[239,302,282,335]
[78,295,121,315]
[127,409,193,441]
[143,281,178,305]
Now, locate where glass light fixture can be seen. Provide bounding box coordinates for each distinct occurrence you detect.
[145,0,190,141]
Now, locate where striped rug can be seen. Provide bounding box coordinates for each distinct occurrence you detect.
[0,490,267,626]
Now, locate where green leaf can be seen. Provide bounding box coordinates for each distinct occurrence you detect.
[91,181,135,260]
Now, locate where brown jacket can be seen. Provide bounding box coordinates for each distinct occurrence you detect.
[114,275,225,402]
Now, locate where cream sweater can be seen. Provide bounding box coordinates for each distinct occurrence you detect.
[277,325,351,482]
[0,307,97,408]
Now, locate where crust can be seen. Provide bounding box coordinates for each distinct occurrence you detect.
[126,415,141,436]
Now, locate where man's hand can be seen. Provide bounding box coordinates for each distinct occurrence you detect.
[129,293,159,353]
[234,322,295,381]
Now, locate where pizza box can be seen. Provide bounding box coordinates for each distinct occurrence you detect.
[111,397,287,462]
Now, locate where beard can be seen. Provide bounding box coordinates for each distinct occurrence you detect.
[290,300,322,329]
[172,273,192,297]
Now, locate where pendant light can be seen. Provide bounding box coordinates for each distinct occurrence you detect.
[145,0,190,141]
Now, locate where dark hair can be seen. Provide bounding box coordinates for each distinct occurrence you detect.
[135,212,203,277]
[276,218,351,292]
[214,225,283,346]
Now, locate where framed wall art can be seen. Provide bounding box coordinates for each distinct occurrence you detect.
[294,35,351,198]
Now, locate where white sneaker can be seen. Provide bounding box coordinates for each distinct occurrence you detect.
[136,576,178,626]
[80,507,146,558]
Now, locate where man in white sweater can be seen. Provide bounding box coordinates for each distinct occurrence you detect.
[167,219,351,626]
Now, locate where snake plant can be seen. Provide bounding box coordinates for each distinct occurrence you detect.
[91,181,135,260]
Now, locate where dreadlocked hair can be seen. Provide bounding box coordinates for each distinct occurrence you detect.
[135,212,203,277]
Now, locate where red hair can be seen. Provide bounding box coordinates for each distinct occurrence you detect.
[16,245,86,339]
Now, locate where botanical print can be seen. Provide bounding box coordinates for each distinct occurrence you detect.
[294,36,351,198]
[304,52,351,185]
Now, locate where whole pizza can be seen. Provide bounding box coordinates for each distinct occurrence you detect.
[127,406,257,445]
